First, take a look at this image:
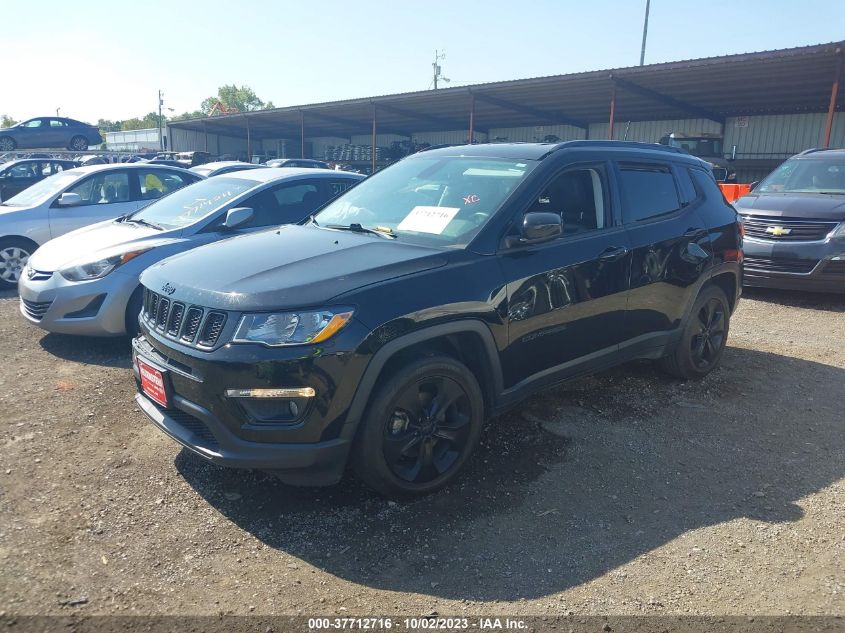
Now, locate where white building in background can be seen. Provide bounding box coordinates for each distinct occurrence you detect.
[104,128,162,152]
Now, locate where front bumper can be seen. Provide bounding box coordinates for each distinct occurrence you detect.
[131,320,371,485]
[18,268,137,335]
[742,236,845,293]
[134,391,351,485]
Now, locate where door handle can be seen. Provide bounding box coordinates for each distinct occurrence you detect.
[683,227,707,239]
[598,246,630,262]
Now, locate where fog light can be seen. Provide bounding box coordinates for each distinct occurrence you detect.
[225,387,315,398]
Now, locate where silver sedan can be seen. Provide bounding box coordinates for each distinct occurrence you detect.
[18,168,363,336]
[0,163,201,288]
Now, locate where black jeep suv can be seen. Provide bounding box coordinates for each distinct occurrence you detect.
[132,141,742,497]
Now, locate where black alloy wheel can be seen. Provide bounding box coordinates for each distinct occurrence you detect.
[353,356,484,497]
[690,296,726,370]
[383,374,472,483]
[658,285,730,380]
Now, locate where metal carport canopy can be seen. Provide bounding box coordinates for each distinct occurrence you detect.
[170,41,843,140]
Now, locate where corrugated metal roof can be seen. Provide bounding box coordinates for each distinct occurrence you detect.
[169,41,844,140]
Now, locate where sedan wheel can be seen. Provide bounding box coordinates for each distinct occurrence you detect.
[0,244,31,287]
[69,136,88,151]
[0,136,16,152]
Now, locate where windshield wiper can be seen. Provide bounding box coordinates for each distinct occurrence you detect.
[123,218,164,230]
[324,223,396,239]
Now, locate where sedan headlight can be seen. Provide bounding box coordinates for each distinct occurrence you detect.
[59,249,148,281]
[834,221,845,238]
[233,308,354,346]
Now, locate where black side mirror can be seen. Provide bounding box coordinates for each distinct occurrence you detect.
[506,212,562,247]
[748,181,759,192]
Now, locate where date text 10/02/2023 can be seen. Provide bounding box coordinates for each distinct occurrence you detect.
[307,617,528,630]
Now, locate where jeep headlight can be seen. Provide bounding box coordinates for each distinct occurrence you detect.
[233,308,354,346]
[59,249,148,281]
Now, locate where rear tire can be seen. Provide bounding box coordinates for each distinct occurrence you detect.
[0,237,36,290]
[0,136,16,152]
[658,285,730,380]
[69,135,88,151]
[352,355,485,498]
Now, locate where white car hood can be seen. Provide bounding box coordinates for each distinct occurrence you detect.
[0,203,38,217]
[29,220,181,271]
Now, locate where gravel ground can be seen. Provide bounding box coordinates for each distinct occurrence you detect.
[0,287,843,617]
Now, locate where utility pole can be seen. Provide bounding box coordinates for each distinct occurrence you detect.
[639,0,651,66]
[432,50,449,89]
[158,90,164,151]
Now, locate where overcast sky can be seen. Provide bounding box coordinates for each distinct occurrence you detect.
[3,0,844,123]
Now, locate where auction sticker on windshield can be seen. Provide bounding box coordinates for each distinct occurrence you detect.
[397,206,460,234]
[137,357,168,408]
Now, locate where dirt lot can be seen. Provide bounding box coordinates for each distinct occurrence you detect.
[0,287,843,617]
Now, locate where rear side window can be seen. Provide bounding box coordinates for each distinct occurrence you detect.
[619,163,681,223]
[136,170,190,200]
[689,168,727,203]
[67,172,130,204]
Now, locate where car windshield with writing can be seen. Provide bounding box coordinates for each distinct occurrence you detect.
[313,157,534,247]
[129,176,259,230]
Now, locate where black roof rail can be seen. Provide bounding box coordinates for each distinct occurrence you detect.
[552,140,687,154]
[797,147,838,156]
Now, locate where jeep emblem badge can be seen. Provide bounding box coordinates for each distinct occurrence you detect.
[161,283,176,296]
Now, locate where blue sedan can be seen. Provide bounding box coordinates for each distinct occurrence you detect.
[0,117,103,152]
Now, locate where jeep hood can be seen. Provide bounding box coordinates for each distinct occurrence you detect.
[28,219,181,271]
[735,192,845,220]
[140,224,449,311]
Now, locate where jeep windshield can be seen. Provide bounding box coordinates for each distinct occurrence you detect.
[313,156,534,247]
[757,158,845,194]
[127,176,259,230]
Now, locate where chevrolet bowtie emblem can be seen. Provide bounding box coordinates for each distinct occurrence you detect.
[765,225,792,236]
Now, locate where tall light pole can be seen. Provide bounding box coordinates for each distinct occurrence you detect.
[432,50,449,89]
[158,90,164,150]
[56,107,61,117]
[639,0,651,66]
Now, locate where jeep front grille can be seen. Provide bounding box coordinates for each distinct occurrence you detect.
[198,312,226,347]
[182,307,203,342]
[141,288,227,349]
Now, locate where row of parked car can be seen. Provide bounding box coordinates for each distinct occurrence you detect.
[1,140,843,497]
[0,152,333,203]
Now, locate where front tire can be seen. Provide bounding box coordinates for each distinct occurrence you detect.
[124,285,144,337]
[352,355,485,498]
[658,285,730,379]
[0,237,36,289]
[0,136,16,152]
[69,135,88,151]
